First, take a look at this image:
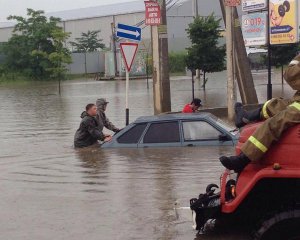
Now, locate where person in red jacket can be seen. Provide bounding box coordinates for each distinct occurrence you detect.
[182,98,202,113]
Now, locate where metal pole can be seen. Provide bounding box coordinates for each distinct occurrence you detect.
[84,52,87,76]
[58,79,61,95]
[125,68,129,125]
[193,0,201,80]
[281,65,284,86]
[192,72,195,99]
[146,52,149,89]
[267,0,272,100]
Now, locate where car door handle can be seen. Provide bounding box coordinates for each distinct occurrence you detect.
[187,144,194,147]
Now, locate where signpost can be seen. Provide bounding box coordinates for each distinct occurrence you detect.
[242,12,267,46]
[116,23,141,125]
[242,0,267,11]
[144,1,161,25]
[120,43,139,126]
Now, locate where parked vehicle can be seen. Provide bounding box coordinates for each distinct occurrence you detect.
[102,113,238,148]
[190,121,300,239]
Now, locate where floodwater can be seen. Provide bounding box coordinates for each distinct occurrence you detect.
[0,71,294,240]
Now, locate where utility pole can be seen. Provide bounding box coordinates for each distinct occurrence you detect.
[111,17,118,77]
[151,0,171,114]
[219,0,258,105]
[226,4,236,121]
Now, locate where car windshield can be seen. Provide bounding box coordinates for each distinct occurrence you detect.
[215,119,238,135]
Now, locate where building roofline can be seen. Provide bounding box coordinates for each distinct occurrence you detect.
[0,0,191,29]
[58,11,145,23]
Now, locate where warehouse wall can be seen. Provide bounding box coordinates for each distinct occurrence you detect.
[0,0,225,52]
[67,52,105,74]
[64,16,113,50]
[0,27,13,42]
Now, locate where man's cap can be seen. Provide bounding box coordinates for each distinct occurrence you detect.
[192,98,202,107]
[97,98,109,105]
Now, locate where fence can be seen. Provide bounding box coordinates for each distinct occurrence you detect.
[67,52,105,74]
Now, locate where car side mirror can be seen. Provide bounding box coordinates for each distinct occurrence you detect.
[219,134,230,142]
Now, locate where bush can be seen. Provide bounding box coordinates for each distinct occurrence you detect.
[169,51,186,73]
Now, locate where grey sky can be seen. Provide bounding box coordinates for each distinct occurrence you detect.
[0,0,136,22]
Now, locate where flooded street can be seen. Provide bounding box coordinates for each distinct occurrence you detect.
[0,71,294,240]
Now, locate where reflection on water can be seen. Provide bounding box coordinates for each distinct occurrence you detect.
[0,71,294,239]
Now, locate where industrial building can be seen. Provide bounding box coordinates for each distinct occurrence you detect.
[0,0,223,51]
[0,0,224,76]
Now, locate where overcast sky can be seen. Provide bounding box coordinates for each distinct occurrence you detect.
[0,0,137,22]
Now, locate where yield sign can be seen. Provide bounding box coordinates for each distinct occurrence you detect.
[120,42,139,72]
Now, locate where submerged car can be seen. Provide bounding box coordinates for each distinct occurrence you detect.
[102,112,239,148]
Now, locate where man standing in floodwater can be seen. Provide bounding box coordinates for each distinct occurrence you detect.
[182,98,202,113]
[96,98,121,133]
[74,103,112,148]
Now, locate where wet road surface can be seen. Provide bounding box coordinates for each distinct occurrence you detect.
[0,71,294,239]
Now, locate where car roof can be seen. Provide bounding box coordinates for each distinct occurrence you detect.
[134,112,217,123]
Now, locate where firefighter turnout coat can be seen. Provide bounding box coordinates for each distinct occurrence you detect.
[242,55,300,161]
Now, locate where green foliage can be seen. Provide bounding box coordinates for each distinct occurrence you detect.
[185,14,226,88]
[1,9,71,80]
[70,30,105,52]
[270,43,300,68]
[169,51,186,73]
[47,29,72,79]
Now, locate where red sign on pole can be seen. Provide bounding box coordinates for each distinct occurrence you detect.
[225,0,241,6]
[144,1,161,25]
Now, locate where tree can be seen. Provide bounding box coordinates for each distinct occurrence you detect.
[46,29,72,93]
[185,14,226,89]
[270,44,300,82]
[70,30,105,52]
[1,9,71,80]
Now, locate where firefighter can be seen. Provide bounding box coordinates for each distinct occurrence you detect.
[220,54,300,172]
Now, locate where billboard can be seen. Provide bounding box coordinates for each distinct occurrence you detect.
[242,0,267,11]
[242,13,267,46]
[270,0,299,44]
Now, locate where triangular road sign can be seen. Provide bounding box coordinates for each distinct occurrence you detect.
[120,42,139,72]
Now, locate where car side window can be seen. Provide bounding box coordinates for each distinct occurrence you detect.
[183,121,221,141]
[143,121,180,143]
[117,123,147,144]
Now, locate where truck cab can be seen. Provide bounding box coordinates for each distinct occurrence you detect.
[190,122,300,239]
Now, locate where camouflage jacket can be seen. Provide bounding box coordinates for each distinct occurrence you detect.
[96,110,119,133]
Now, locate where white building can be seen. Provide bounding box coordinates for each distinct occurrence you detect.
[0,0,223,52]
